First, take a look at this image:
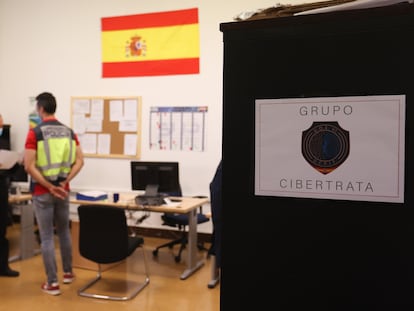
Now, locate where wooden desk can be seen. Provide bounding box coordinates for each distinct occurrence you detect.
[70,196,210,280]
[8,194,32,204]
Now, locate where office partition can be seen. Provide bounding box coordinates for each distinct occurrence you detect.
[221,4,414,309]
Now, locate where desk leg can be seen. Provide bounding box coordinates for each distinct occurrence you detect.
[180,209,205,280]
[9,202,40,262]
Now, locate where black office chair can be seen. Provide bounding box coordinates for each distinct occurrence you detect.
[152,187,210,263]
[77,204,150,301]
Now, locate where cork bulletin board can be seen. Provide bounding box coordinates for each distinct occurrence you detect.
[71,96,142,159]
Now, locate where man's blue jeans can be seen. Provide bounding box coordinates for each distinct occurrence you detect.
[33,193,72,284]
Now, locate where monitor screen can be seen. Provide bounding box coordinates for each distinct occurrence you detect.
[130,161,181,196]
[9,163,28,182]
[0,125,11,150]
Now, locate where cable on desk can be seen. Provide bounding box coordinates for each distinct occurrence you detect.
[135,211,150,225]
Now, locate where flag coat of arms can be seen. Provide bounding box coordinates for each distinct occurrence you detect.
[101,8,200,78]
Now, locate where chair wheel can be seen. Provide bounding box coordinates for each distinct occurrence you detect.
[174,255,181,263]
[153,249,158,257]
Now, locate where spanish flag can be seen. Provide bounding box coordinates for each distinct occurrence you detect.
[101,8,200,78]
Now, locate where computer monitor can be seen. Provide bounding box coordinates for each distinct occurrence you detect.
[7,163,29,194]
[130,161,181,196]
[9,163,28,183]
[0,125,11,150]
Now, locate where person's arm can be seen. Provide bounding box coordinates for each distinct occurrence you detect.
[24,148,68,199]
[59,144,84,188]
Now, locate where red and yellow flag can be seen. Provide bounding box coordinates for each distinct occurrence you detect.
[101,8,200,78]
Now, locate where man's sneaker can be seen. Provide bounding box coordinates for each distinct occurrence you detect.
[41,282,61,295]
[63,272,75,284]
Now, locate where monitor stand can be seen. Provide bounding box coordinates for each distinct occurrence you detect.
[135,184,165,206]
[144,184,159,196]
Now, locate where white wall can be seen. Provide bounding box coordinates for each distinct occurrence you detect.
[0,0,318,232]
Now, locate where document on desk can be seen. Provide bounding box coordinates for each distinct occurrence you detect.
[76,190,108,201]
[162,198,181,207]
[0,150,20,170]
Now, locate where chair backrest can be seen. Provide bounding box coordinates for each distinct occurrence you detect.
[161,185,185,227]
[78,204,129,264]
[161,184,182,197]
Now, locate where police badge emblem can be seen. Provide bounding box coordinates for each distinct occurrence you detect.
[302,121,350,175]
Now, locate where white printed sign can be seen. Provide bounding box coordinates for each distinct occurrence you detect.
[255,95,405,203]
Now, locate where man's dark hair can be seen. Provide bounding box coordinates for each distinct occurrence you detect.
[36,92,57,114]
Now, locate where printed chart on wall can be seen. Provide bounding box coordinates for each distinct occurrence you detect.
[71,96,142,158]
[149,106,207,151]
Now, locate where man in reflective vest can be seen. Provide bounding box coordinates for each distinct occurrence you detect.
[24,92,84,295]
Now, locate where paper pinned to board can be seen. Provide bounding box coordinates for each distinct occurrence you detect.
[0,150,20,170]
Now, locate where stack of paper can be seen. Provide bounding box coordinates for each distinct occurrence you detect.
[0,150,20,170]
[295,0,413,15]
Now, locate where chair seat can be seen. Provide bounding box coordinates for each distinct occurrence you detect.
[162,213,210,227]
[127,236,144,257]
